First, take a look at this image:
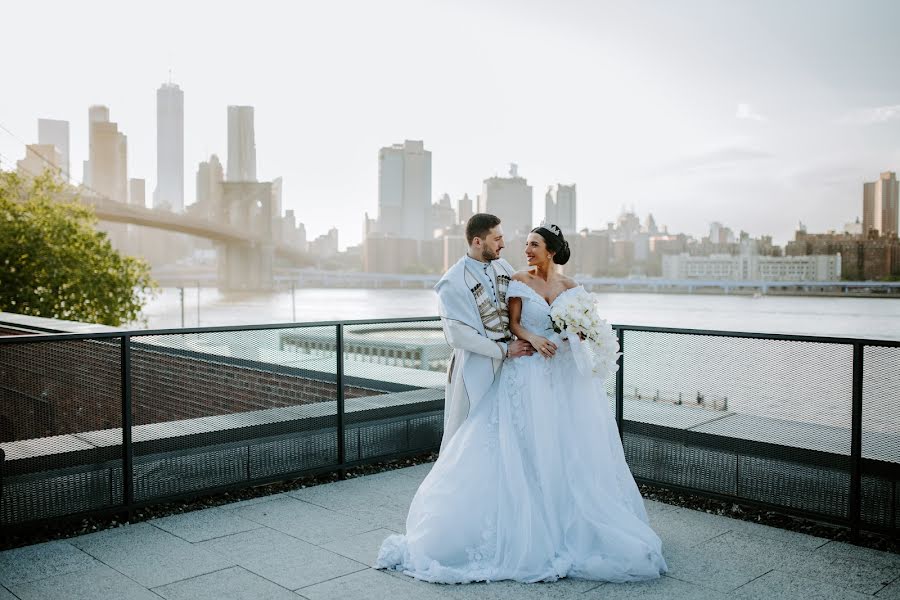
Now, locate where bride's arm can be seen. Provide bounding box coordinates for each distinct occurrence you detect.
[509,298,556,357]
[508,297,529,343]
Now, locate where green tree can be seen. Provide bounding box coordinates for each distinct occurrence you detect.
[0,170,157,326]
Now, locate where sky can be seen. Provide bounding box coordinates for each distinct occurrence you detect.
[2,0,899,249]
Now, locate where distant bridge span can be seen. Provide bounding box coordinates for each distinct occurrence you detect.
[81,196,309,264]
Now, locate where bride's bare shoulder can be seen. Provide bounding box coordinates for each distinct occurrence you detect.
[560,275,578,290]
[512,270,533,283]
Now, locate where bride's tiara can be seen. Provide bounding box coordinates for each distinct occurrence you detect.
[536,222,563,238]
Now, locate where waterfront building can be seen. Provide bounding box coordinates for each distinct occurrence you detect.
[664,241,841,281]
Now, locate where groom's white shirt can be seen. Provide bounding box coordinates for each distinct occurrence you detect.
[435,255,515,452]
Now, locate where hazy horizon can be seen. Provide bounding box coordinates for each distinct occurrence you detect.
[3,0,900,249]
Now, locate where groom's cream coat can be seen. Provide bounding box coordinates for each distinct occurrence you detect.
[435,255,515,451]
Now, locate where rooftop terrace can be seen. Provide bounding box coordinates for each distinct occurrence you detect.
[2,462,899,600]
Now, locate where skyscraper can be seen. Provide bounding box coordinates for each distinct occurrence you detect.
[480,164,532,236]
[129,178,146,207]
[227,106,256,182]
[432,193,457,231]
[863,172,899,237]
[88,106,127,203]
[271,176,283,221]
[377,140,432,240]
[37,119,69,182]
[545,184,576,233]
[196,154,224,220]
[458,193,473,225]
[155,82,184,211]
[82,105,110,187]
[17,144,62,180]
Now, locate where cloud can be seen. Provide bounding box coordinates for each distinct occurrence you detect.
[663,146,774,174]
[736,103,766,122]
[839,105,900,125]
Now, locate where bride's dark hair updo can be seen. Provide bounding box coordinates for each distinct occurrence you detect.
[531,224,571,265]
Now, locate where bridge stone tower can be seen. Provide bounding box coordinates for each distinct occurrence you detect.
[218,181,275,290]
[217,105,279,291]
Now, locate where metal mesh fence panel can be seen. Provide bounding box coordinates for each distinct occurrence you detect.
[2,321,894,534]
[861,345,900,530]
[341,320,447,462]
[621,330,853,518]
[129,326,338,502]
[0,338,123,525]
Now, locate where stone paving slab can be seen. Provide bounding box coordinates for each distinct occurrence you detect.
[215,491,291,512]
[0,586,16,600]
[0,540,98,587]
[397,461,434,479]
[286,477,397,510]
[8,563,162,600]
[320,528,399,566]
[778,552,900,595]
[815,540,900,568]
[152,565,299,600]
[68,521,234,588]
[714,514,830,551]
[329,499,408,533]
[876,578,900,599]
[228,495,374,545]
[197,527,368,590]
[700,530,819,567]
[296,566,450,600]
[441,577,602,599]
[583,574,726,599]
[663,542,778,593]
[150,506,264,542]
[647,508,733,554]
[732,569,872,600]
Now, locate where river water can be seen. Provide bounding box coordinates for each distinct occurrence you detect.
[139,287,900,341]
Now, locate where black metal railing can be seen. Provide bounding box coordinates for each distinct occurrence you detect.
[0,317,897,538]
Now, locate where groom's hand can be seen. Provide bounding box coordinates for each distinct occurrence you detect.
[507,339,535,358]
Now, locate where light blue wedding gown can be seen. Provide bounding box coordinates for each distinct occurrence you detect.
[376,281,667,583]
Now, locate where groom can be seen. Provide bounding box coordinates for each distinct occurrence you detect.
[435,213,534,451]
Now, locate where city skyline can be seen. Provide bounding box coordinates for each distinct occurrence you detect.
[2,0,900,248]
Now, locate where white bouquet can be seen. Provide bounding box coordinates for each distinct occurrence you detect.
[549,287,621,381]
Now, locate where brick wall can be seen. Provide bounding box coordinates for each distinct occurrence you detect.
[0,338,384,443]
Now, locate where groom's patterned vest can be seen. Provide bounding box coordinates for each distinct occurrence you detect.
[463,265,512,342]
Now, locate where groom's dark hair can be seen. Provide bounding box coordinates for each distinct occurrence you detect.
[466,213,502,244]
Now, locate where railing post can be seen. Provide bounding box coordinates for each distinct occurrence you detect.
[336,324,346,478]
[121,335,134,511]
[849,342,864,539]
[615,327,625,440]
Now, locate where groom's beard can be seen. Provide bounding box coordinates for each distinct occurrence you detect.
[482,248,500,261]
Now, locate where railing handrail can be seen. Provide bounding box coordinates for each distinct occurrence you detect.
[0,316,442,344]
[610,324,900,347]
[2,317,898,348]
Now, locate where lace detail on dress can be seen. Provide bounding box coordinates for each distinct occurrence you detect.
[464,513,497,574]
[484,389,500,451]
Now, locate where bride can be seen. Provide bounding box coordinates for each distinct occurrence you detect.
[376,224,667,584]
